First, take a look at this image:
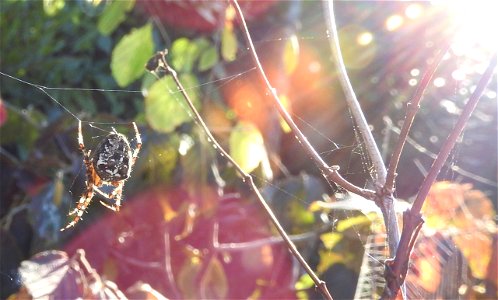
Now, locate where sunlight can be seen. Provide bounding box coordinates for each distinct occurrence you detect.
[385,14,404,31]
[441,0,498,53]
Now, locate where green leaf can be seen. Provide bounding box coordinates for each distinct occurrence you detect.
[0,107,40,161]
[97,0,135,35]
[221,25,237,62]
[229,121,267,173]
[198,45,219,71]
[171,38,203,73]
[111,23,154,87]
[193,38,210,52]
[145,74,200,133]
[43,0,65,16]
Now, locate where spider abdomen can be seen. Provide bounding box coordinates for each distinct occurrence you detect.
[92,133,133,181]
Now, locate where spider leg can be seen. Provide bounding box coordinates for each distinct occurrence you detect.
[61,120,97,231]
[94,182,124,212]
[61,185,95,231]
[78,120,93,163]
[78,120,84,149]
[130,122,142,165]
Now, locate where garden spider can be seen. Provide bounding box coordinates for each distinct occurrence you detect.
[61,121,142,231]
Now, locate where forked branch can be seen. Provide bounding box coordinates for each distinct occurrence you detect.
[384,41,452,192]
[229,0,375,204]
[322,0,401,258]
[382,55,497,299]
[323,0,386,184]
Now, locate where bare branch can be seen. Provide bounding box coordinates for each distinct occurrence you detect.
[326,166,376,199]
[229,0,369,207]
[322,0,386,184]
[412,54,496,214]
[384,42,452,192]
[383,54,497,299]
[146,51,334,300]
[322,0,401,262]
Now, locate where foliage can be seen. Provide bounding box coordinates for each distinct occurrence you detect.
[0,1,496,299]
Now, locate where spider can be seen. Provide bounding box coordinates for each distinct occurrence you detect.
[61,120,142,231]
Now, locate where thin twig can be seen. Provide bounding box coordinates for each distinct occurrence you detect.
[322,0,386,184]
[383,55,497,299]
[326,166,376,199]
[412,54,496,214]
[146,51,334,300]
[322,0,401,260]
[384,42,452,193]
[163,232,181,298]
[229,0,368,205]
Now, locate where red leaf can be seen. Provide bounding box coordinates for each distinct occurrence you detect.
[0,99,7,127]
[18,250,126,299]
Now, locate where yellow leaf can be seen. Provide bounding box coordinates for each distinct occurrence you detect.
[406,239,441,293]
[222,24,237,62]
[320,232,343,250]
[158,196,177,222]
[308,200,325,213]
[229,121,267,173]
[283,35,300,75]
[336,214,371,232]
[416,256,441,292]
[225,4,236,22]
[317,250,344,274]
[200,257,228,299]
[278,94,292,133]
[177,257,202,299]
[247,287,262,300]
[454,232,492,279]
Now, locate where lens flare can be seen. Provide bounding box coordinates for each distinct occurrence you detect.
[440,0,498,52]
[386,14,404,31]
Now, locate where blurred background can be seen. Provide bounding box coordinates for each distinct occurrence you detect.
[1,1,496,299]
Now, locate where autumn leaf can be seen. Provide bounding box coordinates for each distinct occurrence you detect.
[200,257,229,299]
[406,239,441,293]
[177,256,202,299]
[229,121,267,173]
[453,232,492,279]
[421,182,496,280]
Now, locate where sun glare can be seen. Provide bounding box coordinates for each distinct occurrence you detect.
[442,0,498,53]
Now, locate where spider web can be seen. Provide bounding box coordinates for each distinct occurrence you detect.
[1,31,492,300]
[1,1,496,299]
[1,50,384,299]
[1,36,493,300]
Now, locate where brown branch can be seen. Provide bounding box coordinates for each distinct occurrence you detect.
[326,166,376,199]
[322,0,386,184]
[146,51,333,300]
[229,0,368,206]
[382,54,497,299]
[322,0,401,261]
[384,42,452,193]
[412,54,496,214]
